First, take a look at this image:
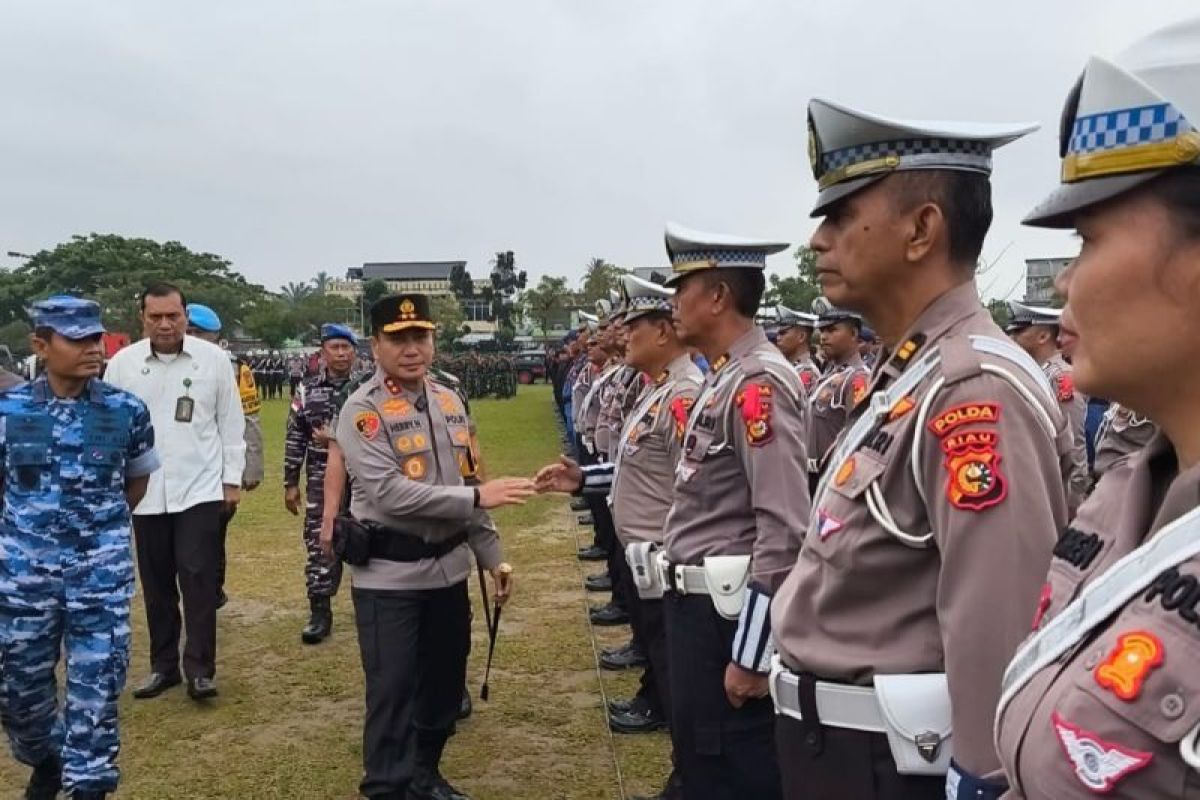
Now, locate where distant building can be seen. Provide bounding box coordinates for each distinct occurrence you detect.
[1024,257,1074,304]
[328,261,495,333]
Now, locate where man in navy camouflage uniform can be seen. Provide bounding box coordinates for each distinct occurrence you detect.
[284,323,358,644]
[0,297,159,800]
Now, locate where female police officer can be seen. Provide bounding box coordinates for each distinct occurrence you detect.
[995,17,1200,798]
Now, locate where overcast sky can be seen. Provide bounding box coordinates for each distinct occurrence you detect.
[1,1,1195,299]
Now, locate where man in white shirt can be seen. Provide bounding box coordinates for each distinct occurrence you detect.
[104,283,246,702]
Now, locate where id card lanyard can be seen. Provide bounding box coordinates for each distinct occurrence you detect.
[175,377,194,422]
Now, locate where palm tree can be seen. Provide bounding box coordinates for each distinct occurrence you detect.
[280,281,313,305]
[311,271,331,295]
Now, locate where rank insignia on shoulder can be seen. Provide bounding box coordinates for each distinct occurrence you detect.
[1094,631,1163,701]
[736,382,774,446]
[834,457,855,487]
[354,411,381,440]
[928,402,1001,438]
[887,395,915,422]
[942,436,1007,511]
[1052,711,1152,792]
[403,455,427,479]
[1057,373,1076,403]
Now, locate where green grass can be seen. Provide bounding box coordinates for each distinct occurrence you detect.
[0,384,669,799]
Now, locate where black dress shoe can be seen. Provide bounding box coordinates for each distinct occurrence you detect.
[609,702,668,734]
[131,672,181,699]
[407,767,470,800]
[589,602,630,626]
[606,696,638,715]
[570,498,588,512]
[24,754,61,800]
[584,573,613,592]
[187,676,218,701]
[69,792,108,800]
[577,545,608,562]
[599,644,647,671]
[215,589,228,610]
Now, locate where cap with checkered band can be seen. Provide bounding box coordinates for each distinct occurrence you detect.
[663,221,789,287]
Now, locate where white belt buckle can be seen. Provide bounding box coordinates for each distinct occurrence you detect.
[674,565,688,595]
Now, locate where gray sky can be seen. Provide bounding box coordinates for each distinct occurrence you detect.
[1,1,1195,298]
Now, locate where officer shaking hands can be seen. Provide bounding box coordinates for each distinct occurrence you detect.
[335,293,534,800]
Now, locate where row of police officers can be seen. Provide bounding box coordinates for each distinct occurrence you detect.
[540,16,1200,800]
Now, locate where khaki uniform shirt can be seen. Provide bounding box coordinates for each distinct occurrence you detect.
[808,354,870,471]
[336,369,502,591]
[770,282,1073,775]
[579,363,619,452]
[793,356,823,398]
[663,326,808,594]
[1044,353,1091,512]
[594,365,642,459]
[1093,403,1157,479]
[570,362,596,432]
[611,354,703,547]
[996,434,1200,798]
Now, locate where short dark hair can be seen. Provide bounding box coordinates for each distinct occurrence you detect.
[1146,169,1200,242]
[140,282,187,311]
[888,170,993,270]
[700,268,765,318]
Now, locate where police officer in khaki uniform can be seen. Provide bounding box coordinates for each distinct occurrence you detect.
[335,294,534,800]
[768,99,1074,800]
[1006,300,1091,511]
[774,305,822,395]
[807,302,871,484]
[1092,402,1157,478]
[996,18,1200,797]
[537,274,703,797]
[657,222,809,799]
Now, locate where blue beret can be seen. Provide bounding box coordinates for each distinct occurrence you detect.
[30,295,105,340]
[186,303,222,333]
[320,323,357,345]
[859,326,877,342]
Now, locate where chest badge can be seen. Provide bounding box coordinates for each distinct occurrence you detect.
[1094,631,1163,701]
[834,458,855,487]
[1051,711,1152,792]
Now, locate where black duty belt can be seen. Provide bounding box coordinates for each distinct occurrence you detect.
[368,526,468,563]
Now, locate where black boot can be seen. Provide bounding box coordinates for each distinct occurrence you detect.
[301,596,332,644]
[407,732,469,800]
[24,754,61,800]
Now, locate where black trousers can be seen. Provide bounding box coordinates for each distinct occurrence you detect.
[353,582,470,799]
[216,504,236,594]
[664,593,780,800]
[626,591,669,716]
[575,436,613,556]
[133,501,222,680]
[776,714,943,800]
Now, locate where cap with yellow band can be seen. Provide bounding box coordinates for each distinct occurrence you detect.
[371,294,437,335]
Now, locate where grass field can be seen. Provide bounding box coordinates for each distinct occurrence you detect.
[0,384,669,799]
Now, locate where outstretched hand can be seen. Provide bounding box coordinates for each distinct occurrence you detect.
[477,477,538,509]
[534,456,583,494]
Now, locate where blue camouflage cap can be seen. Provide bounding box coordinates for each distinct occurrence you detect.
[321,323,358,345]
[186,303,222,333]
[30,295,106,340]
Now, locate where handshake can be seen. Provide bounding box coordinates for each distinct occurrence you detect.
[476,457,587,509]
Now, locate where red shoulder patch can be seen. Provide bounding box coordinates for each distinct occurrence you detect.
[850,373,869,406]
[942,434,1007,511]
[928,402,1001,438]
[800,370,816,390]
[1057,373,1075,403]
[669,396,694,443]
[736,382,774,446]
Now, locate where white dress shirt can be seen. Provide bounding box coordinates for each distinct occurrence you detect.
[105,335,245,515]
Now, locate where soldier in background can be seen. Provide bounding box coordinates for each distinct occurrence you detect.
[774,305,822,395]
[1006,300,1091,512]
[806,303,870,486]
[185,303,265,609]
[284,323,358,644]
[0,297,159,800]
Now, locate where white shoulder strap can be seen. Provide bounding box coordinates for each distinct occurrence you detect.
[996,505,1200,722]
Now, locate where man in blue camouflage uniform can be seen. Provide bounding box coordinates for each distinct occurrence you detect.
[0,297,159,800]
[284,323,357,644]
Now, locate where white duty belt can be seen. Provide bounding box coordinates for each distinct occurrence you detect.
[658,560,710,596]
[769,658,886,732]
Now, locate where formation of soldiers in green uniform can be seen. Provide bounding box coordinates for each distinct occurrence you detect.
[434,353,518,400]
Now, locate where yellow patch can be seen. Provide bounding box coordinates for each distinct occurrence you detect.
[403,456,427,479]
[413,433,427,448]
[887,396,915,422]
[835,458,855,486]
[382,398,412,416]
[454,429,470,445]
[395,436,413,452]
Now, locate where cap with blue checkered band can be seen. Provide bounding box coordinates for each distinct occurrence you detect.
[1025,17,1200,227]
[578,311,599,334]
[807,98,1039,216]
[1004,300,1063,334]
[663,221,789,287]
[776,304,818,330]
[30,295,106,340]
[621,274,674,322]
